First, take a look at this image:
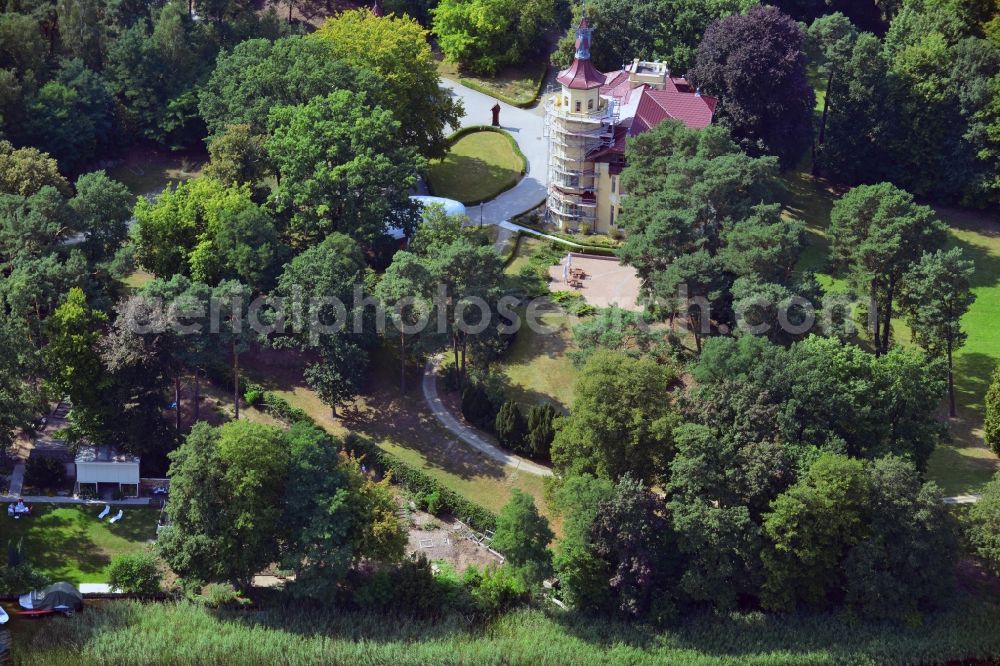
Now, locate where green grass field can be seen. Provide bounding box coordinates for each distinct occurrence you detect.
[502,305,579,412]
[500,236,580,411]
[106,148,205,196]
[5,505,160,583]
[427,130,525,204]
[781,172,1000,494]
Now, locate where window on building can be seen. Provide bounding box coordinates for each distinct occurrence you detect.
[575,100,581,112]
[587,99,594,110]
[611,176,616,193]
[609,206,615,227]
[564,96,568,107]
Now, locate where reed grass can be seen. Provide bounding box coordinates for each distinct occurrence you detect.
[10,593,1000,665]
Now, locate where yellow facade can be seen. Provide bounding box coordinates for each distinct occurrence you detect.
[546,59,675,235]
[545,90,616,234]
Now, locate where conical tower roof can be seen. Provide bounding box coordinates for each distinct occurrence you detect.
[556,17,606,90]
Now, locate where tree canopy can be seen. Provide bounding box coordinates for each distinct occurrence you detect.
[267,91,423,249]
[552,350,679,485]
[315,10,462,159]
[433,0,556,74]
[690,5,815,167]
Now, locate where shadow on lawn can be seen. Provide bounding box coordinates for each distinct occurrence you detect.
[241,347,508,482]
[427,153,523,205]
[949,233,1000,291]
[954,352,997,416]
[13,509,107,582]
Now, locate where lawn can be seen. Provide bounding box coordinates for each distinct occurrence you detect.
[239,347,558,529]
[502,304,579,412]
[438,57,548,107]
[106,146,206,196]
[500,236,580,411]
[5,505,160,584]
[781,172,1000,494]
[122,270,155,291]
[427,130,525,205]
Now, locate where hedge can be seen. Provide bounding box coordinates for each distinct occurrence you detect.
[257,389,499,533]
[345,433,498,533]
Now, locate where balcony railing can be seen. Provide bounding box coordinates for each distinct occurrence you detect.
[545,98,615,124]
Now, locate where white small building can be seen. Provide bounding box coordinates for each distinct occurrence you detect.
[75,446,140,498]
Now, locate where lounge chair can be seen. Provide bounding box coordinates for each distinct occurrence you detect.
[109,509,123,524]
[98,505,110,520]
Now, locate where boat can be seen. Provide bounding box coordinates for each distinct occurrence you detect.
[16,582,83,617]
[0,605,8,625]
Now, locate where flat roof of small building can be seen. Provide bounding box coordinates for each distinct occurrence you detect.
[75,445,140,465]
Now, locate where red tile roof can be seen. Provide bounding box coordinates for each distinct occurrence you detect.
[557,57,606,90]
[588,125,630,162]
[630,87,716,135]
[600,70,631,99]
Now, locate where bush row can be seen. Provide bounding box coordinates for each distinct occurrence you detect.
[344,433,498,533]
[250,386,499,533]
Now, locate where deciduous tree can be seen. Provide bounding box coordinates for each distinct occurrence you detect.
[0,141,70,197]
[69,170,133,264]
[267,91,423,249]
[761,453,869,611]
[690,5,815,167]
[316,10,463,158]
[491,489,554,585]
[552,350,678,485]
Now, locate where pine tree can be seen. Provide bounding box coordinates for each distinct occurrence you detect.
[526,403,556,459]
[898,248,976,417]
[495,400,527,453]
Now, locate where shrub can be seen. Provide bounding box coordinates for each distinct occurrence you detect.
[243,386,265,407]
[107,551,162,595]
[985,370,1000,455]
[470,565,528,617]
[199,582,250,608]
[24,455,66,489]
[425,489,443,515]
[0,562,47,595]
[495,400,528,453]
[461,382,499,432]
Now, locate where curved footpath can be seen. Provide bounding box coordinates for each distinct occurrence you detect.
[422,356,553,477]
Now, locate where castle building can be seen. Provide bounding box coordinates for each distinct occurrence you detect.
[544,18,718,234]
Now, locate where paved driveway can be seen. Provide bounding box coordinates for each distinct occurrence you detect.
[440,80,548,224]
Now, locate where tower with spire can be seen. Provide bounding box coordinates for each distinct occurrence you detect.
[544,16,717,235]
[545,16,617,233]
